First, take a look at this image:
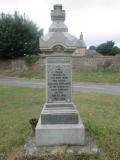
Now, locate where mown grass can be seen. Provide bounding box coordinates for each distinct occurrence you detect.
[0,69,45,79]
[0,69,120,83]
[0,86,120,160]
[74,92,120,160]
[0,86,44,156]
[73,69,120,83]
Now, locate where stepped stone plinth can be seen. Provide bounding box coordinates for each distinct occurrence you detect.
[35,55,85,146]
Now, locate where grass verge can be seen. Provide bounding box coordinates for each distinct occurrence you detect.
[73,69,120,83]
[0,69,120,83]
[0,86,120,160]
[0,86,44,156]
[0,69,45,79]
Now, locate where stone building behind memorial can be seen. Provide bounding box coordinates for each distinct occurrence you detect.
[40,4,87,55]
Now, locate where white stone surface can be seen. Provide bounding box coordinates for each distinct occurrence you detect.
[40,4,86,53]
[35,55,85,146]
[35,118,85,146]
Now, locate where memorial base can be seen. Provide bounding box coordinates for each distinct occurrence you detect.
[35,118,85,146]
[40,103,79,124]
[36,103,85,146]
[35,56,85,146]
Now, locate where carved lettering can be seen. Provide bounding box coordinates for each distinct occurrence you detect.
[47,61,71,103]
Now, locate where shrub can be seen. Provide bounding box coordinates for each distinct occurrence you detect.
[0,12,43,59]
[24,54,39,66]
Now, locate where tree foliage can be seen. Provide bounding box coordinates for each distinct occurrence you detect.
[24,54,39,66]
[96,41,120,56]
[89,45,97,50]
[0,11,43,59]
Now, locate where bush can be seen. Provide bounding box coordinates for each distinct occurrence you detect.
[96,41,120,56]
[0,11,43,59]
[24,54,39,66]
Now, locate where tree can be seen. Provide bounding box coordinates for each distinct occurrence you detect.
[0,11,43,59]
[96,41,120,56]
[112,46,120,55]
[89,45,97,50]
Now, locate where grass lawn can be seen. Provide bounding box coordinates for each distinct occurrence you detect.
[0,69,45,80]
[73,69,120,83]
[0,69,120,83]
[0,86,120,160]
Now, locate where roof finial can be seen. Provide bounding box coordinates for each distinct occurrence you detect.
[80,32,83,40]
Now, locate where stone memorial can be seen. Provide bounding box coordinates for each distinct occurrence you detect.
[40,4,86,55]
[35,54,85,146]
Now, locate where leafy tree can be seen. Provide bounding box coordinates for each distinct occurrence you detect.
[96,41,120,56]
[89,45,97,50]
[112,46,120,55]
[0,11,43,59]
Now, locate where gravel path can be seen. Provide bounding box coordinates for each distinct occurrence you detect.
[0,76,120,95]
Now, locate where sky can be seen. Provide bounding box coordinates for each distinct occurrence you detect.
[0,0,120,47]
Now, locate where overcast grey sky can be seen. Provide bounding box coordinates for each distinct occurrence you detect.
[0,0,120,47]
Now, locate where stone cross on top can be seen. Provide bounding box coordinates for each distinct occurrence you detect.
[51,4,65,21]
[40,4,86,54]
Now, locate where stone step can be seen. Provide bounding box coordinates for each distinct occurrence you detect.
[41,110,79,125]
[45,103,75,108]
[36,119,85,146]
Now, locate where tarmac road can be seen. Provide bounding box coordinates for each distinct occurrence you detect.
[0,76,120,95]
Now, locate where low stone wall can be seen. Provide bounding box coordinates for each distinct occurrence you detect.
[0,60,12,69]
[72,56,120,71]
[0,58,45,71]
[0,56,120,72]
[0,59,27,71]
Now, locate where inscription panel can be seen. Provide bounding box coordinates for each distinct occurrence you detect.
[47,62,71,103]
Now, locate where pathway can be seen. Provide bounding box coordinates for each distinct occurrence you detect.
[0,77,120,95]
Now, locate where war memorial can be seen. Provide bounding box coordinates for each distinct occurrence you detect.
[40,4,86,56]
[35,4,86,146]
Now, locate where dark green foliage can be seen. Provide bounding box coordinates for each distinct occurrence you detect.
[0,11,42,59]
[112,46,120,55]
[24,54,39,66]
[89,45,97,50]
[96,41,120,56]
